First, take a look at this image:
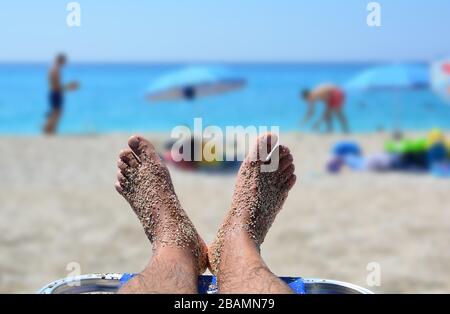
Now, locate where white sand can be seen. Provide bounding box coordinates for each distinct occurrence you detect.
[1,132,450,293]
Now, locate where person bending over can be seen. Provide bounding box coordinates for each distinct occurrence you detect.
[300,84,350,133]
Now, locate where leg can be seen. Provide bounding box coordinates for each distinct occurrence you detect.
[119,246,200,294]
[214,231,294,293]
[43,109,61,135]
[115,135,208,294]
[312,117,323,132]
[324,108,333,133]
[335,108,350,133]
[209,133,296,294]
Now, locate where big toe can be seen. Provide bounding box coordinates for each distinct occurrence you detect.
[128,135,159,161]
[258,132,278,156]
[248,132,279,162]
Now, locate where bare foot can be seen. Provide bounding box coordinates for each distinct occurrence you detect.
[115,135,208,274]
[209,133,296,276]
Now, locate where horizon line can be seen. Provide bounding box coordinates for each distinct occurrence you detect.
[0,59,431,65]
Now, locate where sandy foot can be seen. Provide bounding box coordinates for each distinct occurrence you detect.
[209,133,296,274]
[115,135,208,273]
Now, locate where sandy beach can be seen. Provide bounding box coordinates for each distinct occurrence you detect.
[1,132,450,294]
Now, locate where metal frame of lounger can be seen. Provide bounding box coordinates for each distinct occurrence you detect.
[38,273,374,294]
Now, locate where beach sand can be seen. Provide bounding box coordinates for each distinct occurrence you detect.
[1,132,450,293]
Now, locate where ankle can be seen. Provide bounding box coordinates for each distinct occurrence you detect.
[223,227,260,254]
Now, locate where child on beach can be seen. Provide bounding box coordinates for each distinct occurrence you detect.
[114,133,296,293]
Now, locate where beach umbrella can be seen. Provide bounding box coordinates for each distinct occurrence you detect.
[345,64,430,132]
[345,64,429,91]
[431,57,450,103]
[146,66,246,102]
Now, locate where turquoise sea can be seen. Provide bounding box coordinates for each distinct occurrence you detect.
[1,63,449,134]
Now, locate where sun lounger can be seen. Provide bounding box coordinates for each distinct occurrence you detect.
[38,273,373,294]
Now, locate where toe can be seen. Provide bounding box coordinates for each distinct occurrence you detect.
[119,149,140,168]
[248,132,279,163]
[283,164,295,177]
[128,135,158,161]
[283,174,297,190]
[117,170,128,184]
[259,133,278,160]
[114,181,123,194]
[278,154,293,172]
[279,164,294,187]
[117,159,136,179]
[262,132,278,151]
[117,159,128,171]
[278,145,290,158]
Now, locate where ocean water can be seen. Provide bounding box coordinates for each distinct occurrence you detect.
[1,63,449,134]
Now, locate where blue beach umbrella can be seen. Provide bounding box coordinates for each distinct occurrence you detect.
[345,64,429,91]
[345,64,430,132]
[146,66,246,102]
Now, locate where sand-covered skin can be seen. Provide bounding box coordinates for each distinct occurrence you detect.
[115,135,207,274]
[1,132,450,293]
[208,134,296,275]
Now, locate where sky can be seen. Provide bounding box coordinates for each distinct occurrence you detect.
[0,0,449,62]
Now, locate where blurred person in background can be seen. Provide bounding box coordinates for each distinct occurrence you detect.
[43,53,79,135]
[300,84,350,133]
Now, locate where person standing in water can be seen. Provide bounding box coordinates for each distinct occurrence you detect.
[300,84,350,133]
[43,54,79,135]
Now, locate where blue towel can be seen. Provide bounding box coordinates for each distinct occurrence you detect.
[119,273,306,294]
